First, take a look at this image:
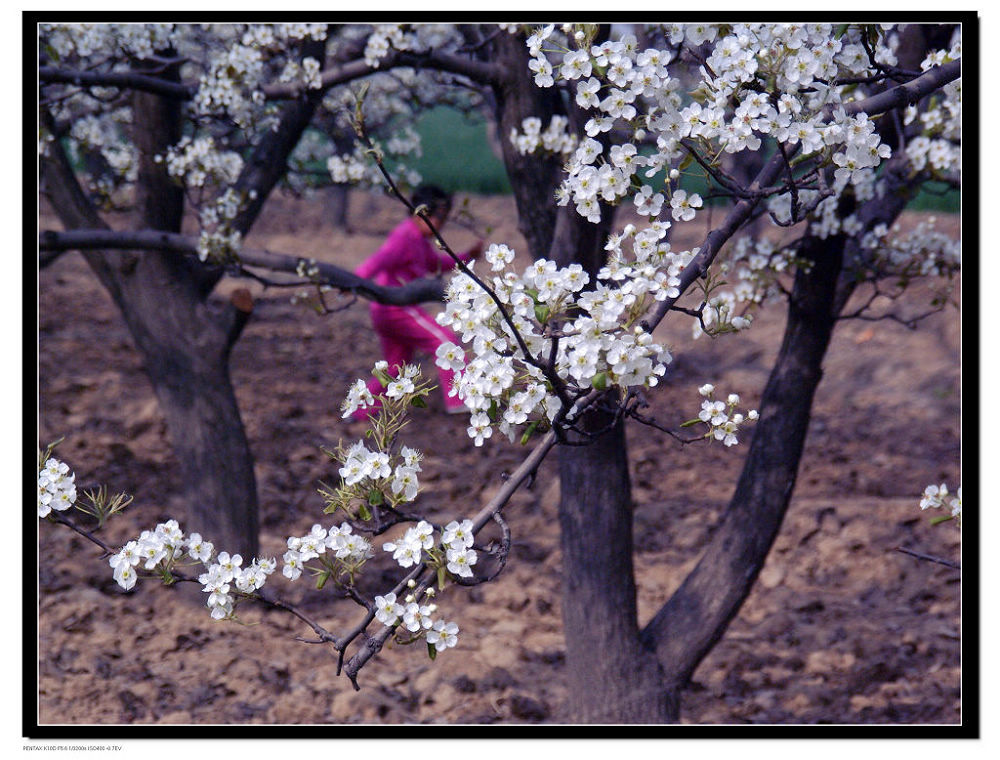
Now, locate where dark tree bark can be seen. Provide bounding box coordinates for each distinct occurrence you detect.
[634,146,922,716]
[488,27,653,721]
[40,77,262,557]
[640,232,848,708]
[488,33,564,261]
[39,34,338,556]
[557,404,674,722]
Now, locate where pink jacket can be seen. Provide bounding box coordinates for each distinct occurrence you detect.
[355,218,472,288]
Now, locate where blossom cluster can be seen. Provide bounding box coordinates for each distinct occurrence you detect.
[328,363,435,517]
[194,187,250,262]
[692,292,755,340]
[108,519,277,619]
[326,140,422,192]
[191,24,328,128]
[513,22,963,288]
[198,552,277,620]
[37,457,77,517]
[278,56,324,91]
[372,518,477,655]
[522,23,900,232]
[193,41,266,129]
[160,136,244,189]
[723,236,801,306]
[362,24,463,68]
[282,522,374,583]
[904,33,962,177]
[40,23,175,62]
[509,115,578,157]
[338,439,423,505]
[693,384,758,446]
[860,217,962,279]
[434,244,674,445]
[686,236,804,340]
[919,483,962,524]
[382,518,478,579]
[374,589,460,653]
[69,110,138,186]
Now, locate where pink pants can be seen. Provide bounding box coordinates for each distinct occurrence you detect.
[354,303,464,420]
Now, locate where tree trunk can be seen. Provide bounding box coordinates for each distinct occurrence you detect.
[640,233,847,698]
[489,33,564,261]
[489,30,649,719]
[40,77,261,557]
[557,404,676,722]
[550,207,647,722]
[485,26,944,723]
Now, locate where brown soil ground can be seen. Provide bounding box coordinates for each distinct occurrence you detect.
[36,190,962,725]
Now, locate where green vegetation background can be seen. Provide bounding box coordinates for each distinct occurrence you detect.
[407,106,958,213]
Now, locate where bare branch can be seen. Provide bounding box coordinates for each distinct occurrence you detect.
[843,58,961,117]
[895,546,961,570]
[39,66,195,99]
[37,228,447,306]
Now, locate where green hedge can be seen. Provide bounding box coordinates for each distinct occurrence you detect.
[409,107,959,214]
[405,107,511,195]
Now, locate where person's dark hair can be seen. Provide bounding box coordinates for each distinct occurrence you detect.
[412,185,453,218]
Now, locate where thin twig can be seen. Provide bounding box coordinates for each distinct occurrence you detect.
[894,546,960,570]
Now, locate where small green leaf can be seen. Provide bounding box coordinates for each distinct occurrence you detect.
[368,489,384,507]
[427,641,437,660]
[520,419,540,446]
[680,418,702,428]
[411,395,427,408]
[358,502,372,521]
[437,565,447,591]
[678,152,694,172]
[930,514,954,526]
[352,82,371,137]
[316,570,331,590]
[534,304,550,323]
[591,372,608,391]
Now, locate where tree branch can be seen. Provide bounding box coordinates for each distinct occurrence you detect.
[894,546,961,570]
[843,58,961,117]
[640,58,962,336]
[39,66,195,99]
[37,228,448,306]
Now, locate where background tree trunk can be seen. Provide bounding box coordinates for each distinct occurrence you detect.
[41,77,262,557]
[39,37,332,556]
[488,33,564,261]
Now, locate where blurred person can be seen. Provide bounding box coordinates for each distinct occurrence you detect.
[352,185,483,420]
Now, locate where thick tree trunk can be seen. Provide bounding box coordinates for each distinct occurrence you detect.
[558,404,676,722]
[640,233,848,698]
[40,77,261,557]
[489,33,564,261]
[89,250,259,557]
[40,36,337,556]
[489,30,648,719]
